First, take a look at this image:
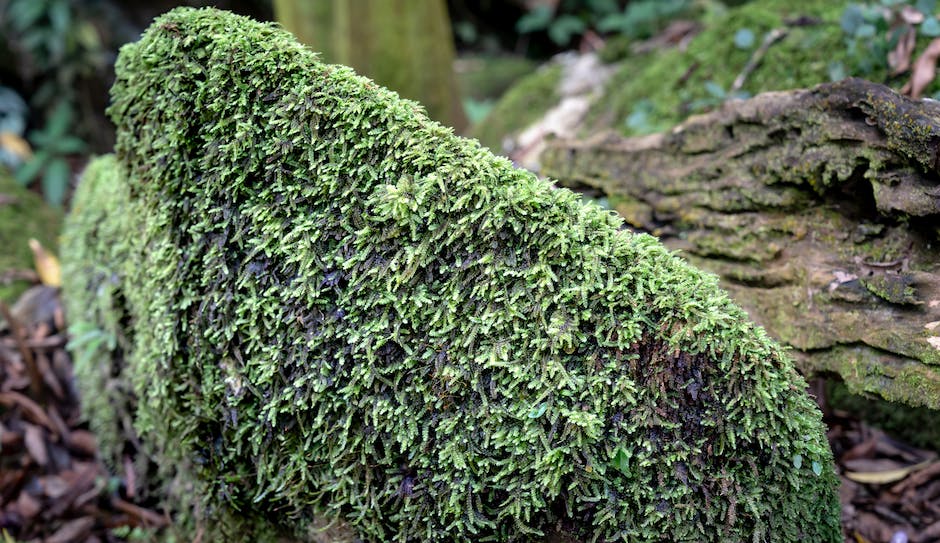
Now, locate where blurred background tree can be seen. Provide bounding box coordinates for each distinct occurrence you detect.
[273,0,468,131]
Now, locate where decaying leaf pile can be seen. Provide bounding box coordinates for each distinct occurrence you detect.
[0,287,165,542]
[62,7,840,542]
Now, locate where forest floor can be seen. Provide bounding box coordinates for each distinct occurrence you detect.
[0,286,938,543]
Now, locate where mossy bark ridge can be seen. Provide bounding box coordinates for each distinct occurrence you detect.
[62,7,840,542]
[542,79,940,410]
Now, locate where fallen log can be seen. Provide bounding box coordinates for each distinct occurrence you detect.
[541,78,940,408]
[60,7,839,542]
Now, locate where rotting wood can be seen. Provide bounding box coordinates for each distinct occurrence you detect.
[541,78,940,408]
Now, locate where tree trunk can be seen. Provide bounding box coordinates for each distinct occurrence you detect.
[272,0,468,132]
[541,78,940,408]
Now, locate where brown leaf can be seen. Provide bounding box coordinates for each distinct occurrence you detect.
[922,519,940,540]
[12,490,41,520]
[842,435,879,461]
[855,512,894,543]
[0,422,22,449]
[67,429,98,457]
[889,25,917,75]
[891,460,940,493]
[902,37,940,98]
[0,391,54,431]
[42,474,70,499]
[23,423,48,467]
[45,516,94,543]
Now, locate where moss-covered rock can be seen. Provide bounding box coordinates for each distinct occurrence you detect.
[0,169,62,302]
[62,7,840,542]
[476,0,940,152]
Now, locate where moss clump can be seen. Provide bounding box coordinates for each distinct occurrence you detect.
[590,0,861,135]
[0,170,62,302]
[62,7,840,542]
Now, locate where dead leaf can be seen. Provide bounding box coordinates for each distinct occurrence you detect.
[23,423,48,466]
[842,435,878,461]
[902,37,940,98]
[901,5,925,24]
[844,459,933,484]
[0,391,54,431]
[10,285,60,331]
[0,132,32,162]
[67,429,97,457]
[29,239,61,288]
[889,25,917,75]
[922,519,940,540]
[13,491,41,520]
[45,517,94,543]
[891,461,940,493]
[43,474,70,499]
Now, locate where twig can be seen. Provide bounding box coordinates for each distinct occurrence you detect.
[111,497,169,528]
[0,301,43,402]
[0,268,38,285]
[731,28,788,94]
[0,334,68,349]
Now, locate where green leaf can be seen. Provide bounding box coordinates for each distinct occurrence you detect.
[527,402,548,418]
[548,15,587,46]
[734,28,755,49]
[704,80,726,99]
[7,0,49,32]
[41,157,70,207]
[53,135,86,155]
[922,17,940,37]
[841,4,865,35]
[828,61,847,81]
[14,151,49,186]
[516,6,554,34]
[917,0,937,15]
[47,0,71,34]
[611,446,631,476]
[792,453,803,469]
[44,102,73,137]
[812,461,823,476]
[854,23,877,39]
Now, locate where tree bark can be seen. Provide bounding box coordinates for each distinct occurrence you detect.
[541,78,940,408]
[272,0,468,132]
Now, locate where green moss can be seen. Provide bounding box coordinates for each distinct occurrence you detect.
[469,63,562,152]
[481,0,940,143]
[456,55,538,102]
[0,169,62,302]
[859,273,919,305]
[62,7,839,542]
[592,0,854,136]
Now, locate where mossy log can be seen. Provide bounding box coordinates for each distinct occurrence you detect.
[61,7,839,542]
[541,78,940,409]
